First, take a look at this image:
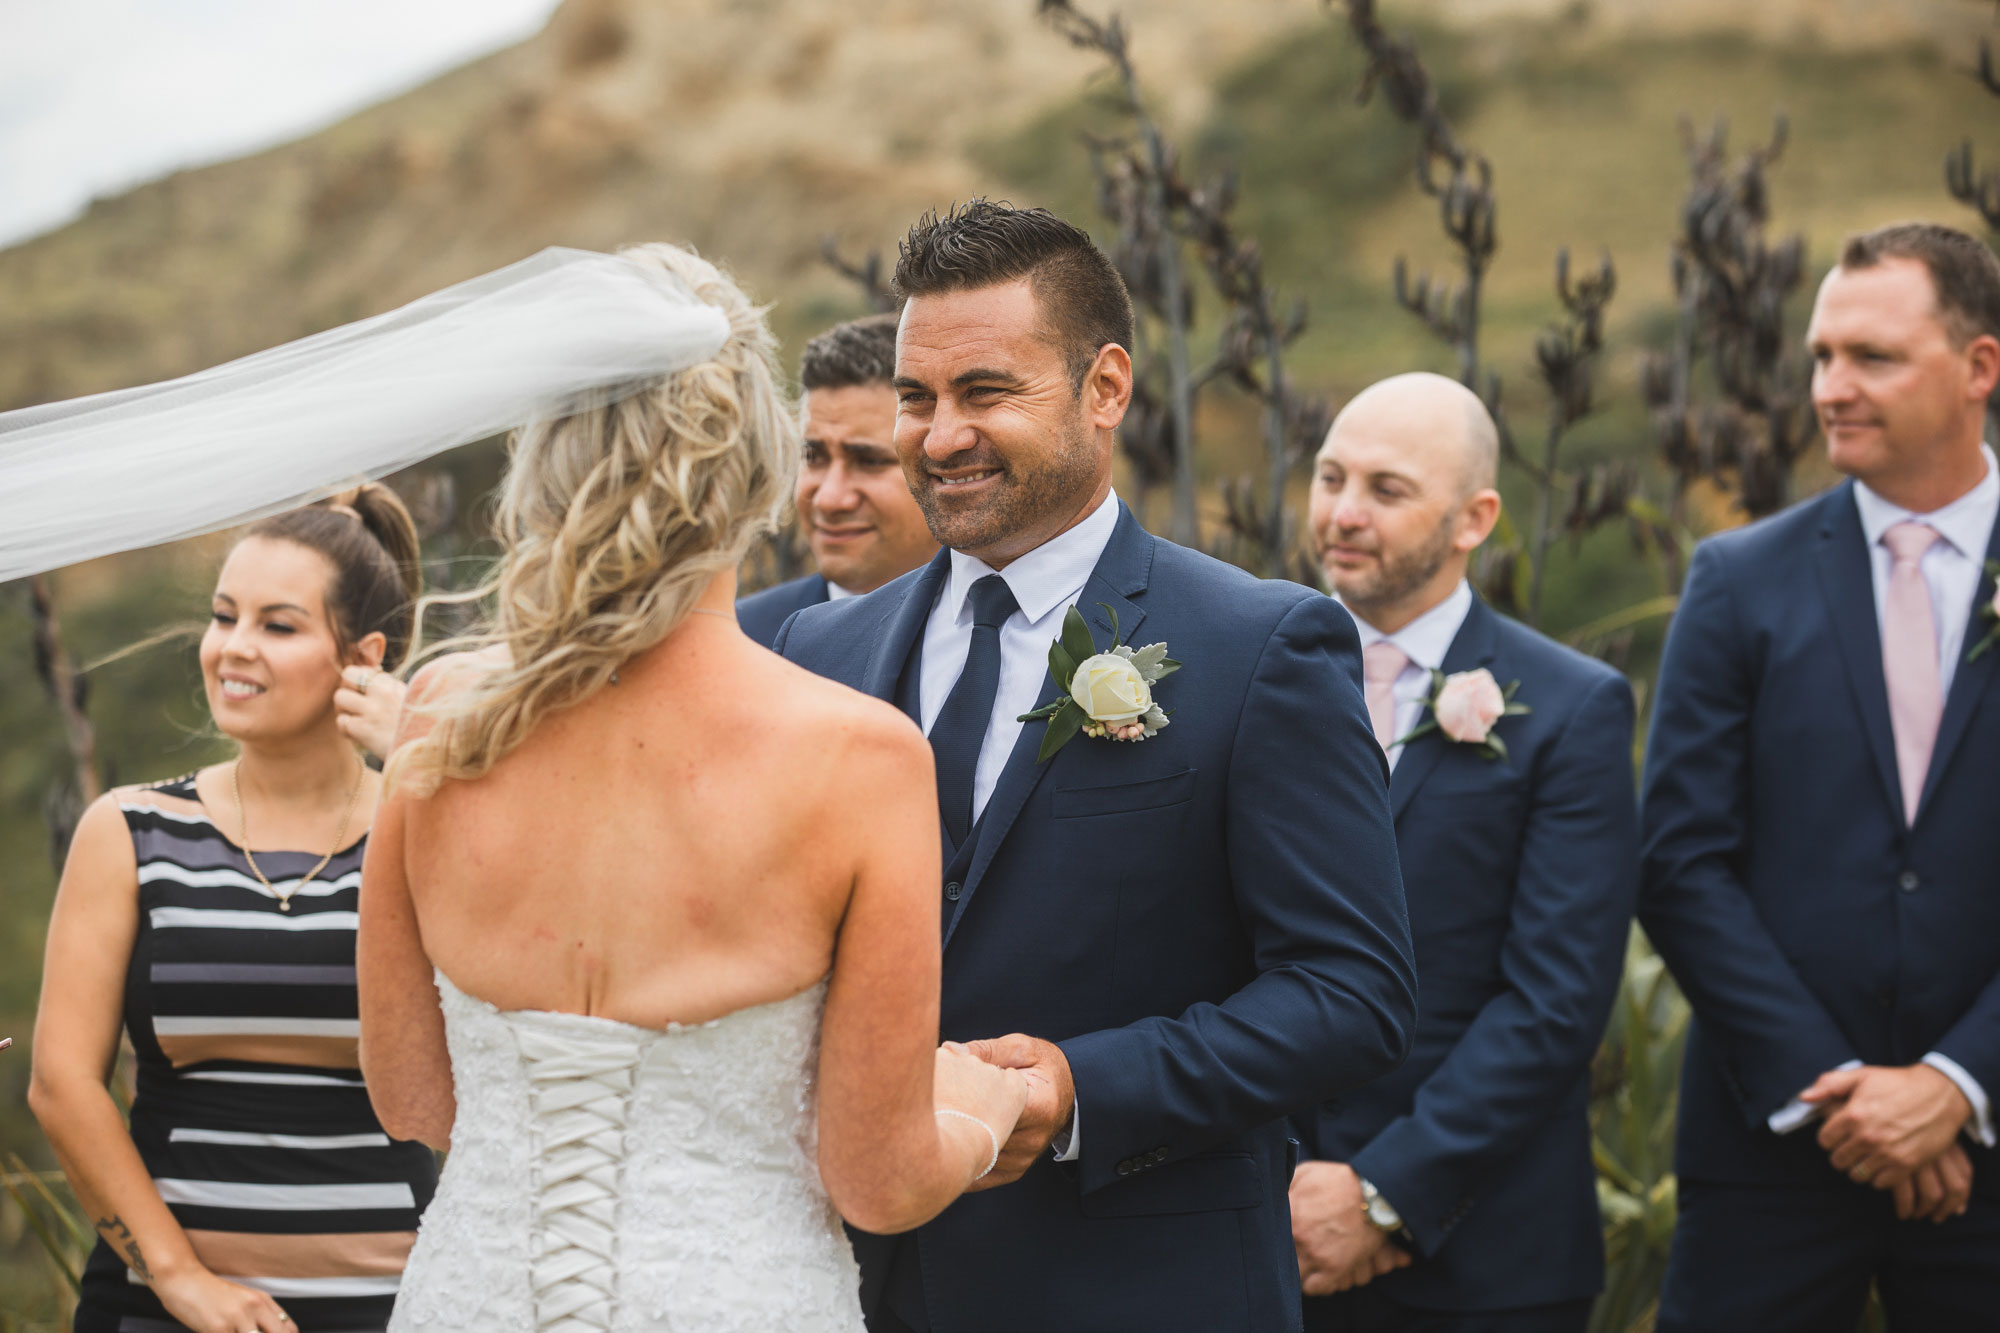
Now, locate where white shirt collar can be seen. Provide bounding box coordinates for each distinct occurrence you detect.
[1343,579,1475,674]
[1853,443,1999,559]
[824,579,858,602]
[941,489,1121,628]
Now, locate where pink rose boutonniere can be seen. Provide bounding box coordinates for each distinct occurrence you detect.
[1395,667,1530,761]
[1967,560,2000,663]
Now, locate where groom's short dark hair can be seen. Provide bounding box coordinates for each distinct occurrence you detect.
[893,199,1134,389]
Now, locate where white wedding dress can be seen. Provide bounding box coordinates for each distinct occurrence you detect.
[391,971,868,1332]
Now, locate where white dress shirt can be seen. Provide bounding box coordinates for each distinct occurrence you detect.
[1341,580,1475,772]
[825,579,858,602]
[918,488,1121,822]
[918,488,1119,1163]
[1770,447,2000,1145]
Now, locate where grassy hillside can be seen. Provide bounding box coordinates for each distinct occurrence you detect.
[5,0,2000,1318]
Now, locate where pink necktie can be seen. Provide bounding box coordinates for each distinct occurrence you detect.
[1881,521,1943,825]
[1363,641,1410,753]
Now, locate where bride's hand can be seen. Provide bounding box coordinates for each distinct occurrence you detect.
[933,1042,1030,1180]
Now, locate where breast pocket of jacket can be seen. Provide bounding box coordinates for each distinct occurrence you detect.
[1052,767,1198,820]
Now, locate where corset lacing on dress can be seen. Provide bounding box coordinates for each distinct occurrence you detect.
[523,1025,640,1331]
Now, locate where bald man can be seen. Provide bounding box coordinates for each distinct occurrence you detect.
[1288,373,1639,1333]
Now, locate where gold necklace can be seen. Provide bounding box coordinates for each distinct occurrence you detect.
[231,758,365,913]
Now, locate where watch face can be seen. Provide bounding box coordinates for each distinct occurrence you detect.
[1367,1196,1401,1229]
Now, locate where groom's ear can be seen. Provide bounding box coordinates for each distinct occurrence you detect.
[1082,343,1134,433]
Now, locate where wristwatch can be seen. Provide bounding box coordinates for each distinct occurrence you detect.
[1357,1176,1405,1236]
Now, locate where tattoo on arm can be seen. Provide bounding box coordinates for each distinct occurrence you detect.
[93,1213,151,1279]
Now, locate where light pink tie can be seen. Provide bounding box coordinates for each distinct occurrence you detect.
[1881,521,1943,825]
[1363,641,1410,753]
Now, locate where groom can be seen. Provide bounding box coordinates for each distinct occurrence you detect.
[775,200,1417,1333]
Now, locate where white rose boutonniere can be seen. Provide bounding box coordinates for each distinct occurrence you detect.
[1019,603,1179,761]
[1395,667,1530,760]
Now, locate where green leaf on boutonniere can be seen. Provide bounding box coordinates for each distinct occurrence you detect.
[1035,700,1088,762]
[1048,637,1078,687]
[1059,605,1098,673]
[1968,560,2000,663]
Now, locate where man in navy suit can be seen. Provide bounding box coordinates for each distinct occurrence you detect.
[1643,222,2000,1330]
[738,313,938,646]
[776,200,1417,1333]
[1289,374,1637,1333]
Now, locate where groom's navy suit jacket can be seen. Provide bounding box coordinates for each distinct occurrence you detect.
[1293,595,1638,1313]
[776,506,1417,1333]
[1641,481,2000,1197]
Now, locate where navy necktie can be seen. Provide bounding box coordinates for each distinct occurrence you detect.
[929,574,1019,849]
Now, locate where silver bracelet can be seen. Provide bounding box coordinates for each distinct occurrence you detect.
[934,1108,1001,1180]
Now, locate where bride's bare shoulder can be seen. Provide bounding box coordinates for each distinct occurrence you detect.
[755,648,928,766]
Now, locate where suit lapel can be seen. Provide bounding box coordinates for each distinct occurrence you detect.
[861,550,950,705]
[942,505,1154,946]
[1815,485,1906,824]
[1917,507,2000,822]
[1389,596,1499,823]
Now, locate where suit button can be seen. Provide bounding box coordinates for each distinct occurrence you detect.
[1116,1160,1134,1177]
[1898,870,1920,893]
[1151,1148,1168,1163]
[945,881,962,901]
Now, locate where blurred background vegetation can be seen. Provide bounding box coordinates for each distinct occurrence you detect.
[6,0,1999,1325]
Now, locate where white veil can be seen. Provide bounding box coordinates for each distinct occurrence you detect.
[0,247,733,582]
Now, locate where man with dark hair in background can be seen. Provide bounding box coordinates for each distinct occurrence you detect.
[776,199,1415,1333]
[738,312,938,647]
[1644,221,2000,1330]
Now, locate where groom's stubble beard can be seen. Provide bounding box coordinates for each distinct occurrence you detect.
[1335,506,1460,626]
[909,400,1099,557]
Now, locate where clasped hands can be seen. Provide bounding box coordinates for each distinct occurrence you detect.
[1289,1161,1410,1296]
[1798,1062,1976,1222]
[935,1034,1075,1191]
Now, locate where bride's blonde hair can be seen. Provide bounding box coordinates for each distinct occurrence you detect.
[389,243,795,796]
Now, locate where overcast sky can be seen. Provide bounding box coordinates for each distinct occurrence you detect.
[0,0,565,247]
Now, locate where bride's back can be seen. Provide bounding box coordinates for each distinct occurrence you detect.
[362,241,1009,1333]
[402,628,890,1028]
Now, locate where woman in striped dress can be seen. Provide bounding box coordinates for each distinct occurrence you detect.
[30,484,437,1333]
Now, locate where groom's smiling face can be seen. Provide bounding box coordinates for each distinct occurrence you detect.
[892,280,1125,569]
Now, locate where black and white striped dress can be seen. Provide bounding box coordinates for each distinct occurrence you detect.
[72,774,436,1333]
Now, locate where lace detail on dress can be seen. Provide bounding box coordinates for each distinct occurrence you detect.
[391,972,866,1333]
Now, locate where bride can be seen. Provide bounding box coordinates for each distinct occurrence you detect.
[353,243,1029,1330]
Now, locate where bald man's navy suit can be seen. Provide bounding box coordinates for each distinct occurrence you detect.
[775,505,1417,1333]
[1294,595,1638,1331]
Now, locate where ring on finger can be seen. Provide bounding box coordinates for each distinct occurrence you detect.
[1852,1164,1872,1182]
[356,667,379,695]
